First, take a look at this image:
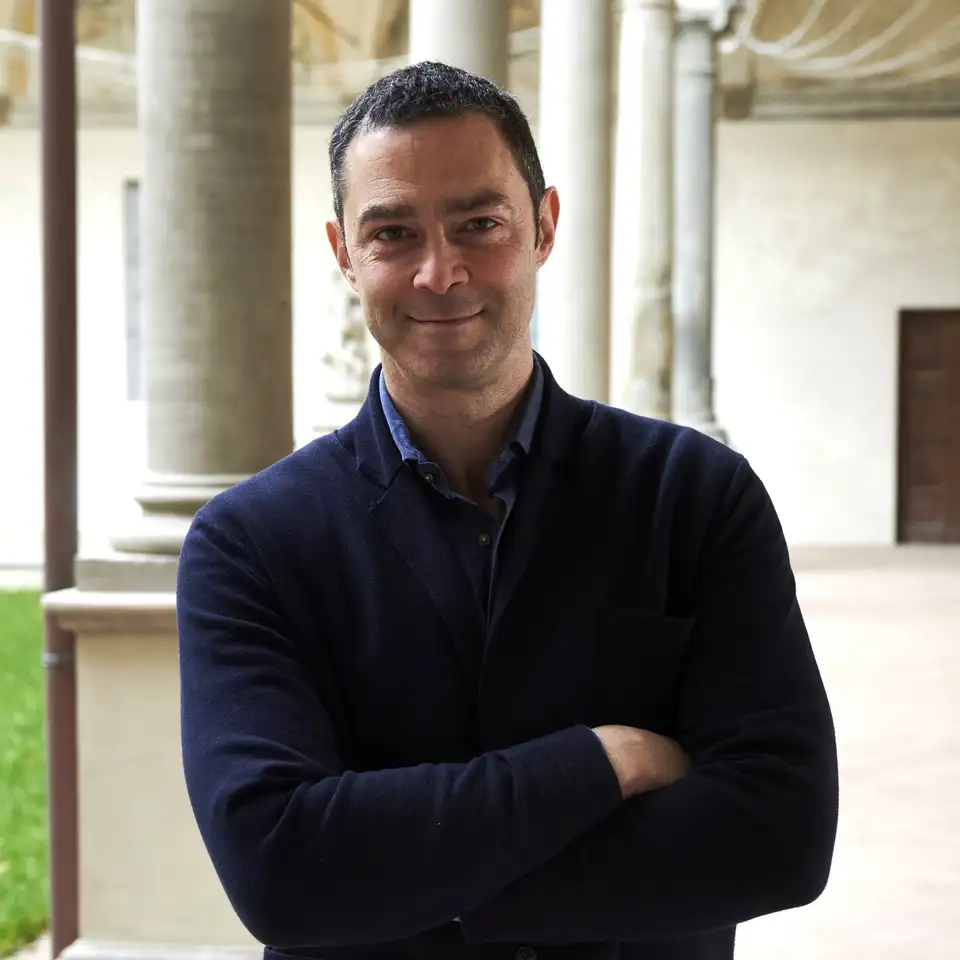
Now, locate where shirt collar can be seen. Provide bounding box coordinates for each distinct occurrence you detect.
[378,354,544,468]
[510,354,544,456]
[378,371,420,464]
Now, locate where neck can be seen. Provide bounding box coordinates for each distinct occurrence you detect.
[382,350,535,501]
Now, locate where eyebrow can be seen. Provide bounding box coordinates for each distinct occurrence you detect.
[443,189,515,216]
[355,189,515,231]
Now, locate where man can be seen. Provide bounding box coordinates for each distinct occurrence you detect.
[178,61,838,960]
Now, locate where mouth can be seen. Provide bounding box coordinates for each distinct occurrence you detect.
[410,310,483,324]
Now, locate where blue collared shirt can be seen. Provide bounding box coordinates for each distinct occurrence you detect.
[379,356,544,625]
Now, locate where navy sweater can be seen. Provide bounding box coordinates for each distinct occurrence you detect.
[177,358,838,960]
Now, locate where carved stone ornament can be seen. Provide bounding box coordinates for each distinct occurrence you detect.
[320,282,372,403]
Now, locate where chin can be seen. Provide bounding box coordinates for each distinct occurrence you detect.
[409,350,499,391]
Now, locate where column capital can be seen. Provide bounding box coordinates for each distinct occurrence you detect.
[676,0,742,33]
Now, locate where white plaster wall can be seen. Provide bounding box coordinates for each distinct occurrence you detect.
[75,130,144,557]
[715,118,960,545]
[0,128,45,567]
[0,126,339,565]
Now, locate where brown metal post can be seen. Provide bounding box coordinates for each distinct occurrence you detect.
[40,1,79,957]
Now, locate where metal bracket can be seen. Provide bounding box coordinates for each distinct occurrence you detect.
[43,650,76,668]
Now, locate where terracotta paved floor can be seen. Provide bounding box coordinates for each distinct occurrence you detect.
[736,546,960,960]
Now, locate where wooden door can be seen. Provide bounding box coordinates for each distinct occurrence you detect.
[897,310,960,543]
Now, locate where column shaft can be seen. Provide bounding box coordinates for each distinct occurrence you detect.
[119,0,294,553]
[610,0,676,419]
[673,13,726,441]
[408,0,511,85]
[536,0,613,402]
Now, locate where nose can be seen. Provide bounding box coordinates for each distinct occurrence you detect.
[412,237,468,294]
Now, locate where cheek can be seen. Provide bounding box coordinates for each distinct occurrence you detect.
[355,260,405,307]
[480,248,535,303]
[467,245,518,287]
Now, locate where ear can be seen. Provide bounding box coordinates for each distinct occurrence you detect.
[326,219,358,290]
[535,186,560,269]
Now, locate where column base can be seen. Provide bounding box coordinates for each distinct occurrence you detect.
[62,941,260,960]
[110,515,194,558]
[110,474,249,556]
[74,551,179,594]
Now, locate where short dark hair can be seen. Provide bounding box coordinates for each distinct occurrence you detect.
[329,61,545,235]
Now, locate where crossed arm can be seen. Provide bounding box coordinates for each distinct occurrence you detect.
[177,459,838,949]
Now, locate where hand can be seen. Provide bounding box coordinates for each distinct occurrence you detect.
[592,724,691,799]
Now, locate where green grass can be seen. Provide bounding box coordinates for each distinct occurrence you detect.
[0,590,49,957]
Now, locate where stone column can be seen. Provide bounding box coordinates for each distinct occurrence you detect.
[672,2,732,442]
[44,6,292,959]
[114,0,294,554]
[610,0,676,420]
[536,0,613,402]
[408,0,511,85]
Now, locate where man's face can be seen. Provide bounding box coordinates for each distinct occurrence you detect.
[327,113,558,392]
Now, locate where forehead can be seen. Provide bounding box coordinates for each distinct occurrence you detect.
[341,113,525,216]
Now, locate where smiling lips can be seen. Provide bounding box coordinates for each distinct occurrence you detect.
[410,310,483,323]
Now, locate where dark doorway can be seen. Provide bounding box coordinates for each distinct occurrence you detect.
[897,309,960,543]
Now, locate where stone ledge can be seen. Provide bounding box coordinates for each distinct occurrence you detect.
[43,588,176,635]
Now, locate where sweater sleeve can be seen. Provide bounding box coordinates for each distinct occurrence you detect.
[458,458,840,944]
[177,499,624,950]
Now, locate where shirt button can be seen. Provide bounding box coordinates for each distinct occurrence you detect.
[514,949,537,960]
[423,472,436,485]
[477,532,492,547]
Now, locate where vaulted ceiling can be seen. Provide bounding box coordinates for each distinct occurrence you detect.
[2,0,959,125]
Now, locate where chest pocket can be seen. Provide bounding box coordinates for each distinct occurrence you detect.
[589,608,696,735]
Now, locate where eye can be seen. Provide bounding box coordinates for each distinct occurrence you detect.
[465,217,499,231]
[373,225,409,242]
